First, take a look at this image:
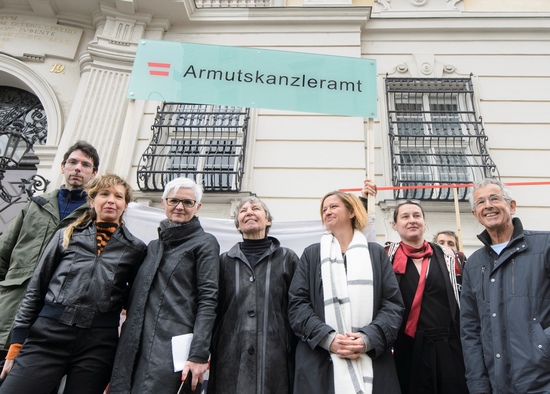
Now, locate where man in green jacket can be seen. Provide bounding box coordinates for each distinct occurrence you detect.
[0,141,99,360]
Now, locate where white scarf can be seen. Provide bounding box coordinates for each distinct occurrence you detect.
[321,230,374,394]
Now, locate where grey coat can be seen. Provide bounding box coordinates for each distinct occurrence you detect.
[461,218,550,394]
[208,237,299,394]
[288,241,403,394]
[109,216,220,394]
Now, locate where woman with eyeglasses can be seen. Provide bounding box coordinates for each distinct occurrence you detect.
[0,174,146,394]
[108,177,220,394]
[385,199,468,394]
[288,191,403,394]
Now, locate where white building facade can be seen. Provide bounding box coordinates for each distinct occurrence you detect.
[0,0,548,254]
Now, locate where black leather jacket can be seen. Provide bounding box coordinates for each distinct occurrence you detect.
[11,220,146,344]
[109,217,220,394]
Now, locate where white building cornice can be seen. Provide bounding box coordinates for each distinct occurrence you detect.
[185,6,371,25]
[365,15,550,35]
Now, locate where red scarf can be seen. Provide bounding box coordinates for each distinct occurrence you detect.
[392,241,433,338]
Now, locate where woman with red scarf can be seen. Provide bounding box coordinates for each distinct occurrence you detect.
[384,200,468,394]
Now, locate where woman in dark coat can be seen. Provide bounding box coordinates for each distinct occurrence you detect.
[288,191,403,394]
[386,200,467,394]
[0,175,146,394]
[208,196,299,394]
[109,177,219,394]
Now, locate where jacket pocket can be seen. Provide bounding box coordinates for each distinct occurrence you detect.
[531,320,550,360]
[0,275,32,287]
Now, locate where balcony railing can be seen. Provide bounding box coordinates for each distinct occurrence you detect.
[195,0,271,7]
[386,77,499,201]
[137,103,250,193]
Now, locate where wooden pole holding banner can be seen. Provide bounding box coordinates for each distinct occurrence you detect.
[365,118,375,215]
[452,187,464,251]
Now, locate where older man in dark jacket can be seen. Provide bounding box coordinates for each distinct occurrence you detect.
[109,177,220,394]
[461,178,550,394]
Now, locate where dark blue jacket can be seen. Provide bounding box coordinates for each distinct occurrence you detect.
[461,218,550,393]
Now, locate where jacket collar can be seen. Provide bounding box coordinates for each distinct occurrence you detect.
[477,217,524,248]
[158,216,203,245]
[75,219,135,241]
[58,185,88,201]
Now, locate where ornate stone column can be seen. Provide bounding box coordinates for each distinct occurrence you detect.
[52,5,169,182]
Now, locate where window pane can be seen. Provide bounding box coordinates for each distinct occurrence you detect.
[398,149,432,199]
[203,140,239,191]
[394,93,425,136]
[163,140,200,183]
[429,94,462,136]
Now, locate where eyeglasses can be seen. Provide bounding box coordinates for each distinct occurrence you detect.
[165,198,196,208]
[396,199,421,206]
[474,194,508,208]
[64,158,94,170]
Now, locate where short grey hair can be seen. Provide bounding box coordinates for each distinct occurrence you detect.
[162,177,203,202]
[469,178,512,210]
[233,196,273,235]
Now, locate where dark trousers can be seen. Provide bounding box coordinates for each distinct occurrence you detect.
[0,317,118,394]
[394,329,468,394]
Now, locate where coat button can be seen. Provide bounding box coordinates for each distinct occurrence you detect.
[248,346,255,354]
[496,353,501,359]
[249,276,254,282]
[247,310,255,317]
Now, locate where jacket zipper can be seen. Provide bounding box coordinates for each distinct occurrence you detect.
[481,265,486,301]
[511,260,515,294]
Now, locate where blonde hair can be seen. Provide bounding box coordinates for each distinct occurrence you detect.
[319,191,368,232]
[62,174,132,249]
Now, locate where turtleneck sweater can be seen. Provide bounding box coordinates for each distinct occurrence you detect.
[240,237,271,268]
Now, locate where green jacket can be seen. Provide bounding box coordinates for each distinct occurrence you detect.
[0,189,88,348]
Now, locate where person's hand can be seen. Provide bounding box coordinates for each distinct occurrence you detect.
[329,333,349,356]
[181,360,208,392]
[0,359,14,380]
[361,179,378,199]
[337,332,367,359]
[329,333,367,360]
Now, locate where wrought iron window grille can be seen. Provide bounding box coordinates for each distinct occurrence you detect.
[0,87,48,147]
[137,103,250,193]
[0,87,49,205]
[385,77,499,201]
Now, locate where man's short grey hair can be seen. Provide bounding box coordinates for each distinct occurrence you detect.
[233,196,273,235]
[469,178,513,210]
[162,177,203,202]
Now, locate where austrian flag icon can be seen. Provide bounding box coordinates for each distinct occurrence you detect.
[147,62,170,76]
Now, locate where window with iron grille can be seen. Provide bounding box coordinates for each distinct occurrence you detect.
[137,103,250,192]
[385,77,499,200]
[0,87,48,227]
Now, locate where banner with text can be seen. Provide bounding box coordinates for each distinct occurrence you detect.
[127,40,377,118]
